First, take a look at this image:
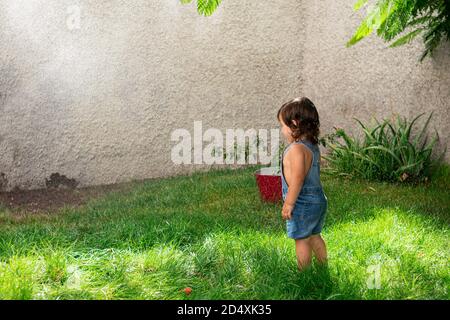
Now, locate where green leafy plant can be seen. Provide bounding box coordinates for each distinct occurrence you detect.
[323,112,446,183]
[347,0,450,61]
[180,0,222,16]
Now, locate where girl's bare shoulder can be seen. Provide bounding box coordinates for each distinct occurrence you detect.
[285,143,312,161]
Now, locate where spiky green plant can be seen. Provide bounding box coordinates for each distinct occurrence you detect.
[348,0,450,61]
[180,0,222,16]
[323,113,446,183]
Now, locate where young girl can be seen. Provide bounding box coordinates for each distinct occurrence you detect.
[277,97,328,271]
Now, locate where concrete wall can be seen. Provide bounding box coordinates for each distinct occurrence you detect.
[0,0,448,191]
[0,0,305,191]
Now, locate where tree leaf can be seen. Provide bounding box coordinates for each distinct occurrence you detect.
[354,0,369,11]
[389,28,424,47]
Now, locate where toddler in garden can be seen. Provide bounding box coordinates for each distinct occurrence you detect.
[277,97,328,271]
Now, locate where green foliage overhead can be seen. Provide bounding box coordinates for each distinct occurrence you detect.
[347,0,450,61]
[180,0,449,61]
[180,0,222,16]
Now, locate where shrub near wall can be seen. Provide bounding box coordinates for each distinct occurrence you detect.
[323,113,446,183]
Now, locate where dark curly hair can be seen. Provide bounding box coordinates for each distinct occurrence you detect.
[277,97,320,145]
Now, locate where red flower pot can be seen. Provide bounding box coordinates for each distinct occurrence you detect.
[255,167,282,203]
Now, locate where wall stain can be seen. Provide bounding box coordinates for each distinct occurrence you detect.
[45,173,79,189]
[0,173,7,191]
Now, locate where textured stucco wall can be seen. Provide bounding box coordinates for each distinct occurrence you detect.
[301,0,450,162]
[0,0,449,191]
[0,0,305,191]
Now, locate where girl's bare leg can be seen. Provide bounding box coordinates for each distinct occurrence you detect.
[295,238,312,271]
[309,234,327,265]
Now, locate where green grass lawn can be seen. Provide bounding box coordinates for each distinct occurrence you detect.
[0,165,449,300]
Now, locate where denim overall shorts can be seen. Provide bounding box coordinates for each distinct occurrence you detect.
[281,139,328,239]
